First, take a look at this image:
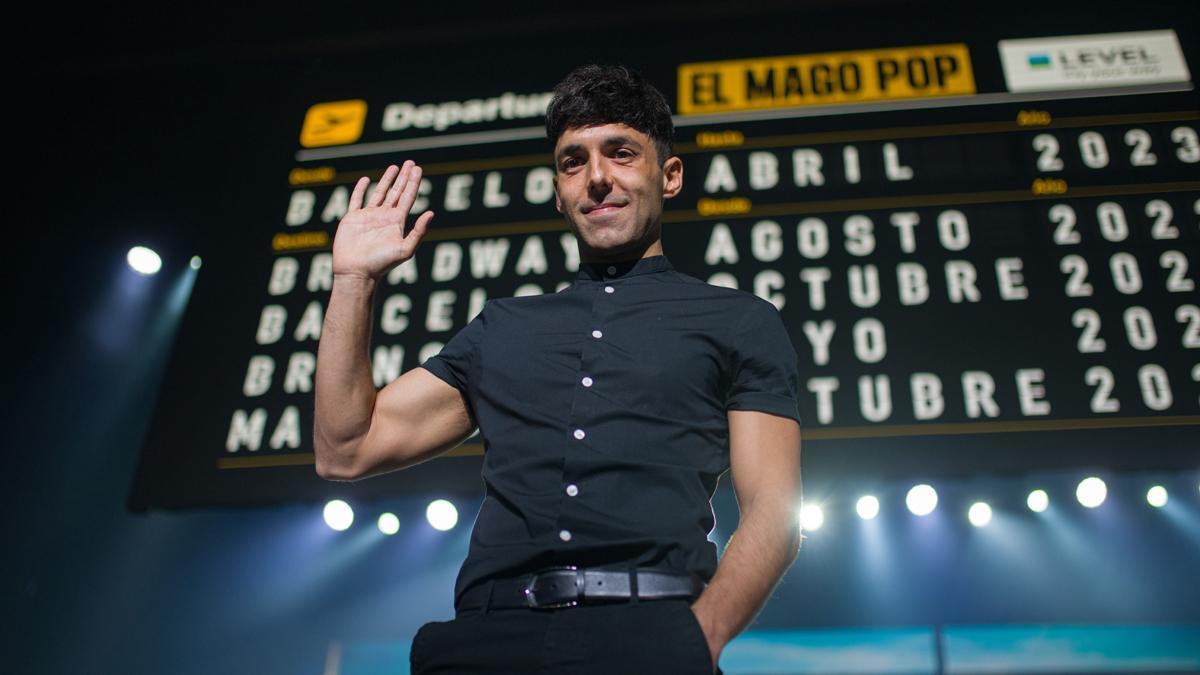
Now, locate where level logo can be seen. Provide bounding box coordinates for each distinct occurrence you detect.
[999,30,1191,92]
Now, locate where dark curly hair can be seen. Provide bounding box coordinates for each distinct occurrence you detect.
[545,64,674,166]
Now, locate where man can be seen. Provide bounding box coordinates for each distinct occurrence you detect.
[314,65,802,674]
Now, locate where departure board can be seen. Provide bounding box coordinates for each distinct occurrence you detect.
[129,13,1199,509]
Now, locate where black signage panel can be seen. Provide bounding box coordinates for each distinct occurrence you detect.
[130,8,1200,509]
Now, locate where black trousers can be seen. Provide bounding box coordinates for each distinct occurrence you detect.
[410,599,723,674]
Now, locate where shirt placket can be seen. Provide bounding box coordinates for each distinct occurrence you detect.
[554,266,622,546]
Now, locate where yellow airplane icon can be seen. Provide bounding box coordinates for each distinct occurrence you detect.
[300,100,368,148]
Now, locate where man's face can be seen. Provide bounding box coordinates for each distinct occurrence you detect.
[553,123,683,262]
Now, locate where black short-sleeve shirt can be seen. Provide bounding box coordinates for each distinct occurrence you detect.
[420,254,801,609]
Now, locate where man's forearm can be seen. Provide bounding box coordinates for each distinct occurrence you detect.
[691,495,801,652]
[313,274,380,472]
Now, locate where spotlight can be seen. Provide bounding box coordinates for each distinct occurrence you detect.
[426,499,459,531]
[968,502,993,527]
[190,255,202,269]
[906,484,938,516]
[323,499,354,531]
[1027,489,1049,513]
[1076,477,1107,508]
[127,246,162,275]
[378,512,400,535]
[799,504,824,532]
[856,495,880,520]
[1146,485,1168,508]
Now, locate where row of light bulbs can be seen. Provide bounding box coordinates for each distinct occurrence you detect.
[798,476,1187,532]
[322,498,460,533]
[324,477,1192,534]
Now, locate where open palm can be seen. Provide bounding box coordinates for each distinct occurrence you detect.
[332,160,435,281]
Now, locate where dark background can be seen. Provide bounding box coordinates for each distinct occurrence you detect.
[2,2,1197,674]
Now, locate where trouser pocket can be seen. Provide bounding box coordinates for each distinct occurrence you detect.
[672,601,716,674]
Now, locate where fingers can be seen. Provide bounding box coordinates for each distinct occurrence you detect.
[401,211,435,252]
[396,164,424,213]
[348,176,369,212]
[384,160,415,208]
[395,210,434,262]
[367,164,401,207]
[348,160,421,212]
[409,210,435,239]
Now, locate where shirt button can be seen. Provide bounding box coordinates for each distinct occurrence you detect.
[573,429,586,440]
[591,329,603,339]
[606,265,617,275]
[581,376,593,387]
[604,286,614,294]
[559,529,573,542]
[565,484,579,497]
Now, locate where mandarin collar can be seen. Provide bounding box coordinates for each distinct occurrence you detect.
[576,255,674,281]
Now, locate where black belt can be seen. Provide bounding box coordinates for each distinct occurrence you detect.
[459,567,705,611]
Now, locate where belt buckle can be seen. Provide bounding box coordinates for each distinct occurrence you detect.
[523,566,580,609]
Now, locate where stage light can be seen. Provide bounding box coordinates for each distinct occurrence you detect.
[126,246,162,275]
[323,499,354,531]
[968,502,993,527]
[906,484,938,516]
[799,504,824,532]
[1076,477,1107,508]
[1146,485,1168,508]
[1027,489,1049,513]
[856,495,880,520]
[378,512,400,535]
[426,499,459,531]
[190,256,202,269]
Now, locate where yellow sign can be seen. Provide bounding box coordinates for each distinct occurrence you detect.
[288,166,336,185]
[272,231,330,252]
[299,100,368,147]
[678,44,975,115]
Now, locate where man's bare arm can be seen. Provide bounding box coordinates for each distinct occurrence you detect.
[690,410,802,670]
[313,161,475,481]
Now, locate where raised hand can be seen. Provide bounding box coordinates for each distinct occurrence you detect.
[332,160,434,281]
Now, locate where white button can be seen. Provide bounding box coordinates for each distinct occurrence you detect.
[591,329,603,339]
[573,429,586,440]
[581,377,593,387]
[606,266,617,275]
[559,529,573,542]
[604,286,614,294]
[566,484,579,497]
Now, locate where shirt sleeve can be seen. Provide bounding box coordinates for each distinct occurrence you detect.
[419,305,488,394]
[726,298,802,424]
